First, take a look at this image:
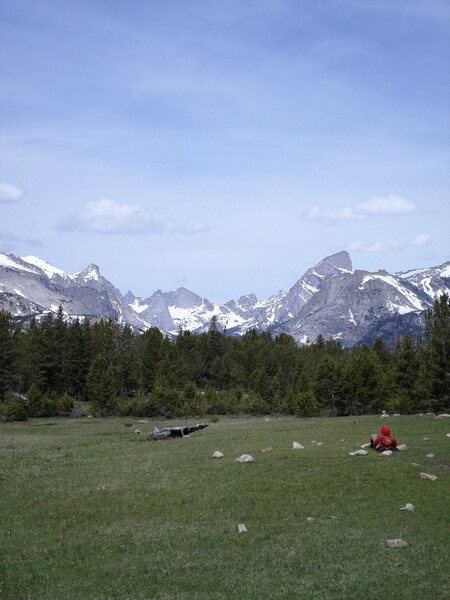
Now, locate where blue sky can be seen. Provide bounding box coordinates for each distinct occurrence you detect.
[1,0,449,302]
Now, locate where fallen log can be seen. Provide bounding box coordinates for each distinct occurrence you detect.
[147,423,208,441]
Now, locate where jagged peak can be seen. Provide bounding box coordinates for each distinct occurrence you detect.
[75,263,101,281]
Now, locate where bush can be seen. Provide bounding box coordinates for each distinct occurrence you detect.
[0,392,28,422]
[57,393,75,416]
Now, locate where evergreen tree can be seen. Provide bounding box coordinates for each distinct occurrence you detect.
[86,354,117,416]
[0,311,15,399]
[425,294,450,410]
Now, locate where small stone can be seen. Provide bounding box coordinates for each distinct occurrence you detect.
[380,450,393,456]
[360,443,371,449]
[261,447,272,452]
[316,442,323,446]
[426,453,434,458]
[397,444,408,452]
[349,449,368,456]
[436,413,450,418]
[235,454,255,463]
[386,539,408,549]
[411,462,420,466]
[419,472,438,481]
[306,517,315,522]
[399,503,415,512]
[423,437,429,441]
[311,440,317,444]
[237,523,248,533]
[292,442,304,450]
[138,420,148,423]
[212,450,224,459]
[446,433,450,438]
[134,429,141,434]
[393,413,401,416]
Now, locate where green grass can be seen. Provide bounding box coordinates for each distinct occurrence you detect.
[1,415,449,599]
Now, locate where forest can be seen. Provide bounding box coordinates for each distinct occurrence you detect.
[0,294,449,421]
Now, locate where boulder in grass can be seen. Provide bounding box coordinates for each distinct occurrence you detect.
[349,450,368,456]
[237,523,248,533]
[426,453,434,458]
[397,444,408,452]
[446,433,450,438]
[399,503,415,512]
[360,443,371,449]
[212,450,224,459]
[134,429,141,435]
[420,472,438,481]
[386,539,408,549]
[262,447,272,453]
[436,413,450,419]
[236,454,255,463]
[292,442,304,450]
[380,450,393,457]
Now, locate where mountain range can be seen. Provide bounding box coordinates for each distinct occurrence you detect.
[1,250,449,347]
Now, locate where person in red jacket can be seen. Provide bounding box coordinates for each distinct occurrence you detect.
[370,425,397,451]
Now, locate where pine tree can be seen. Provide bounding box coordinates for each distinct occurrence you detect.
[0,311,15,400]
[86,354,117,416]
[425,294,450,410]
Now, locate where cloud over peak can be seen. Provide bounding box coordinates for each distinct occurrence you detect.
[61,199,209,236]
[349,232,431,253]
[303,194,416,223]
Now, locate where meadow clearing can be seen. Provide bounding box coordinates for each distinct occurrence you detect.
[0,415,449,599]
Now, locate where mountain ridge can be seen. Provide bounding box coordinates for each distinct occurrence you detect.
[0,250,448,347]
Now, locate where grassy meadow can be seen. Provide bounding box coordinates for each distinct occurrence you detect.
[0,415,449,599]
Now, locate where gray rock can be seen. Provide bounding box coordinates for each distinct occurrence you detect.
[386,539,408,548]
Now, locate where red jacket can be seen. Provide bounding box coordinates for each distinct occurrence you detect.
[374,426,397,451]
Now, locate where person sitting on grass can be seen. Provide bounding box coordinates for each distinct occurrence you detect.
[370,425,397,452]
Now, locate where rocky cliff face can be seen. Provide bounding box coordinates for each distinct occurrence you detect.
[1,251,448,346]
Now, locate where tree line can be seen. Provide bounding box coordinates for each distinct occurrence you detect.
[0,295,448,421]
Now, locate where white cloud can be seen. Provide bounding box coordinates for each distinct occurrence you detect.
[61,199,209,235]
[349,233,432,253]
[302,194,416,223]
[413,233,432,246]
[358,194,415,215]
[304,205,363,222]
[0,182,24,202]
[349,239,403,253]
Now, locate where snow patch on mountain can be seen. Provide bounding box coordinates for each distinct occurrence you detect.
[21,255,71,279]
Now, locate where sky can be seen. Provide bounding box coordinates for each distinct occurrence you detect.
[1,0,449,302]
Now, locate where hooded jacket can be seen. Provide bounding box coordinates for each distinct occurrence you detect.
[374,425,397,451]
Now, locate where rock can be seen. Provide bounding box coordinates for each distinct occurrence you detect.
[436,413,450,418]
[311,440,317,444]
[235,454,255,463]
[316,442,323,446]
[397,444,408,451]
[138,420,148,423]
[212,450,224,459]
[134,429,141,434]
[423,437,429,441]
[410,462,420,466]
[360,443,371,448]
[419,472,438,481]
[393,413,401,416]
[447,433,450,438]
[306,517,315,522]
[386,539,408,549]
[426,453,434,458]
[380,450,393,456]
[399,503,415,512]
[349,450,368,456]
[237,523,248,533]
[261,447,272,452]
[292,442,304,449]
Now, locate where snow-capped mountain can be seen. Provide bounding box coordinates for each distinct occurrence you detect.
[0,250,448,346]
[397,262,450,300]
